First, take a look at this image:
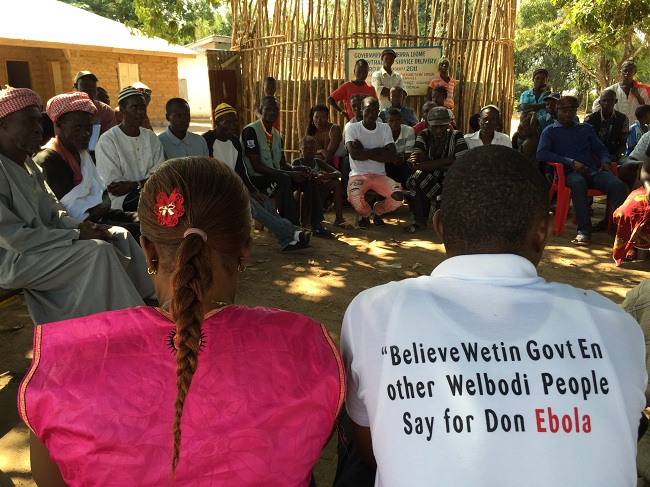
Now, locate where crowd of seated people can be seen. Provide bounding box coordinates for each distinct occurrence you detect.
[4,49,650,487]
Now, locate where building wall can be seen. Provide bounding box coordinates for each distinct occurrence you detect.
[0,45,184,125]
[178,53,212,120]
[0,46,70,101]
[68,50,181,125]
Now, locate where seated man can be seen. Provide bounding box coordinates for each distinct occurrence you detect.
[405,107,467,233]
[242,96,332,236]
[345,97,403,229]
[73,71,117,137]
[0,87,154,324]
[96,86,165,212]
[627,104,650,155]
[584,89,629,163]
[413,101,435,136]
[114,81,153,130]
[379,86,418,126]
[158,98,209,159]
[34,92,140,239]
[341,144,646,486]
[537,92,562,132]
[203,103,311,252]
[464,104,511,149]
[537,96,627,245]
[292,136,347,228]
[384,107,414,191]
[511,111,540,163]
[343,94,368,139]
[622,280,650,485]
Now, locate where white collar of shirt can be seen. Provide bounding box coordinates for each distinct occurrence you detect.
[165,127,188,146]
[380,67,397,77]
[432,254,542,285]
[469,131,501,143]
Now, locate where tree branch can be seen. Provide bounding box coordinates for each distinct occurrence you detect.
[576,58,598,81]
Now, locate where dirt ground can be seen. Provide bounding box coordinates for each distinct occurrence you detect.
[0,196,648,486]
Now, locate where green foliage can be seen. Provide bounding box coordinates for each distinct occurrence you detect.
[514,0,585,98]
[557,0,650,87]
[132,0,230,44]
[61,0,232,45]
[62,0,140,24]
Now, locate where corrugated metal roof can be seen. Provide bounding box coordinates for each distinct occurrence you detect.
[0,0,197,57]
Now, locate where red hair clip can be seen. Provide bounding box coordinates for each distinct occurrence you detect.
[155,188,185,227]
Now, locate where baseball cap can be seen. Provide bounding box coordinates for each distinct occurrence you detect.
[547,92,561,101]
[381,49,397,58]
[74,71,98,85]
[427,106,451,125]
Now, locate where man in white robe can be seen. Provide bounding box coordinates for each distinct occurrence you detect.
[96,86,165,212]
[0,87,154,324]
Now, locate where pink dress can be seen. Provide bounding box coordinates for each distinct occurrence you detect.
[19,305,345,486]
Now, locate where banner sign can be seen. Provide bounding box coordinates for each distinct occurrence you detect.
[346,46,444,97]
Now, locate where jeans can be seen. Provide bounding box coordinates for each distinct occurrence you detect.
[250,194,299,250]
[565,170,627,236]
[251,174,300,226]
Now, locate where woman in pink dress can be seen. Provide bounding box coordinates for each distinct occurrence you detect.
[19,156,345,486]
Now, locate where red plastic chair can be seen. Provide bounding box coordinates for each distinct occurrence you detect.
[547,161,618,236]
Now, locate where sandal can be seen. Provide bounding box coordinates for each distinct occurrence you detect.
[624,249,637,262]
[404,223,425,234]
[333,221,353,229]
[571,235,590,246]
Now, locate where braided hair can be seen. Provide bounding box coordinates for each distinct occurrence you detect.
[138,156,251,473]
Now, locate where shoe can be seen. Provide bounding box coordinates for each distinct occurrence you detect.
[404,223,425,234]
[373,215,386,227]
[313,226,335,239]
[298,230,311,245]
[281,241,310,252]
[358,216,370,229]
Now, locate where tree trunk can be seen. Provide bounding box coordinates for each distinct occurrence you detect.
[596,52,610,91]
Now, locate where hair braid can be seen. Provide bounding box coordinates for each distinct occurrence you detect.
[138,156,252,476]
[170,234,213,472]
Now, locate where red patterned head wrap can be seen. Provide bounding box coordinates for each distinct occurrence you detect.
[46,92,97,123]
[0,87,42,119]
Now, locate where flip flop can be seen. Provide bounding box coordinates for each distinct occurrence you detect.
[333,221,353,229]
[571,235,590,246]
[404,223,425,234]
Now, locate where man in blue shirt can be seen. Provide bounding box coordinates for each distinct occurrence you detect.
[519,68,550,122]
[537,96,627,245]
[158,98,209,159]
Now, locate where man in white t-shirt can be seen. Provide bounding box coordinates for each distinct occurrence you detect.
[464,104,511,149]
[345,97,403,228]
[341,144,646,486]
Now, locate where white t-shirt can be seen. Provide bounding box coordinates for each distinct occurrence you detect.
[212,139,239,170]
[342,254,646,487]
[96,126,165,209]
[464,130,512,150]
[345,121,395,177]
